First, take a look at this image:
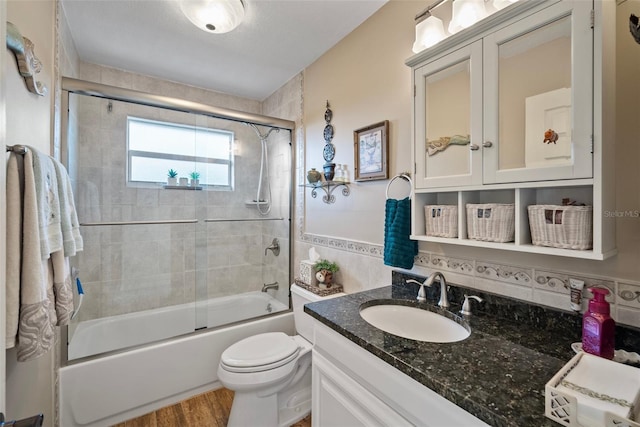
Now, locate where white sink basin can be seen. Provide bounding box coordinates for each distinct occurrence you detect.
[359,304,470,343]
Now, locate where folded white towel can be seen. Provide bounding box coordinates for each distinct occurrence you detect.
[30,148,63,260]
[558,352,640,426]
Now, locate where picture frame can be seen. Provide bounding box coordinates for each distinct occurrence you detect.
[353,120,389,181]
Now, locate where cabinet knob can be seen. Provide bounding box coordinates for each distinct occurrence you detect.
[483,141,493,148]
[469,144,480,151]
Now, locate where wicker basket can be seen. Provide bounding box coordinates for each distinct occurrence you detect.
[528,205,592,250]
[466,203,515,242]
[425,205,458,238]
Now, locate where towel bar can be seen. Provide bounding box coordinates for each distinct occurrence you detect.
[386,173,412,200]
[6,144,28,154]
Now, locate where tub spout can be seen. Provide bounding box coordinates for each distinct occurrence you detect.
[262,282,279,292]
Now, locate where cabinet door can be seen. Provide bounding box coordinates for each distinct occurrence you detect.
[414,40,483,188]
[312,351,412,427]
[483,0,593,184]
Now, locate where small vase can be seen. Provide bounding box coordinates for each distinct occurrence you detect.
[190,179,199,187]
[179,177,188,186]
[307,168,322,184]
[167,177,177,186]
[323,163,336,181]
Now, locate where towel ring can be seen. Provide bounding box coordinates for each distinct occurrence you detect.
[386,173,413,200]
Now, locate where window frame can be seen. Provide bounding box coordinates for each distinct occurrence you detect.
[126,116,234,190]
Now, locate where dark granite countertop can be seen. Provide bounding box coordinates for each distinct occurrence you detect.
[303,271,640,427]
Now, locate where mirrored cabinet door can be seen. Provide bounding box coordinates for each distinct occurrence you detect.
[414,40,482,189]
[482,0,593,184]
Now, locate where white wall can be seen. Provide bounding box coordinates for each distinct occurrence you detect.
[5,0,56,425]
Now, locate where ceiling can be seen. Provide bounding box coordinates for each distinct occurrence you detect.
[61,0,388,101]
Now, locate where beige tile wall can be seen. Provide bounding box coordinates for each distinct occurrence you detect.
[71,64,292,322]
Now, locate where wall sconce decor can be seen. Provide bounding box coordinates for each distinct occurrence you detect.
[6,21,47,96]
[412,0,520,53]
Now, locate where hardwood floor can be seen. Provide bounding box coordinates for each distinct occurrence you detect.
[112,388,312,427]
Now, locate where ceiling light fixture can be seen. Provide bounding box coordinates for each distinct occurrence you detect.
[448,0,488,34]
[180,0,245,34]
[412,0,448,53]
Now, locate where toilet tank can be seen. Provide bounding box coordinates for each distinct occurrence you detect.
[291,284,344,342]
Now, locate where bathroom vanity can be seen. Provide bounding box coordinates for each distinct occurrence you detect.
[303,273,640,427]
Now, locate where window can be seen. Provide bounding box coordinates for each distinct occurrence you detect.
[127,117,233,188]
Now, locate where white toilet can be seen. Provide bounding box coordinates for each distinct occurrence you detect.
[217,284,344,427]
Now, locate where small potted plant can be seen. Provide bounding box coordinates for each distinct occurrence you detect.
[190,171,200,187]
[167,169,178,186]
[314,259,339,289]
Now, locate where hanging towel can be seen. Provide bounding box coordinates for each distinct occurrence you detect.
[29,147,63,259]
[9,150,56,360]
[383,197,418,269]
[6,152,23,348]
[52,158,83,256]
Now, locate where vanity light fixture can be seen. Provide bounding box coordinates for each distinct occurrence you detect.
[448,0,488,34]
[412,0,448,53]
[180,0,245,34]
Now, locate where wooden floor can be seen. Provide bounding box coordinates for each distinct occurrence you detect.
[112,388,311,427]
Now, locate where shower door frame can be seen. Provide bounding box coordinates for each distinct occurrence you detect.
[59,77,296,364]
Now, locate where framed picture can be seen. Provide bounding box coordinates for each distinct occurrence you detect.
[353,120,389,181]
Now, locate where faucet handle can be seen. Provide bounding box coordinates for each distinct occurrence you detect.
[460,295,483,316]
[405,279,427,302]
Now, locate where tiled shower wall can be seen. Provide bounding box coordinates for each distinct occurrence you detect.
[70,64,292,322]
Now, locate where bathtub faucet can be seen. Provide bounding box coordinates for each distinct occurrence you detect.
[262,281,279,292]
[264,238,280,256]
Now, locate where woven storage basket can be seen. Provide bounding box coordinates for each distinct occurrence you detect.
[466,203,515,242]
[425,205,458,238]
[528,205,592,250]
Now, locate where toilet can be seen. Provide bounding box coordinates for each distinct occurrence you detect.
[217,284,344,427]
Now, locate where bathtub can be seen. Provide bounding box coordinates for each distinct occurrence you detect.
[68,291,287,360]
[60,291,294,427]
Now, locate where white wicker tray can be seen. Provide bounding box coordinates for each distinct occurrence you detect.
[545,351,640,427]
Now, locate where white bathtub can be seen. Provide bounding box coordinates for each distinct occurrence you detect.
[60,292,294,427]
[68,291,287,360]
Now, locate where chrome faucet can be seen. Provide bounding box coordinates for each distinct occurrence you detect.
[262,281,279,292]
[264,238,280,256]
[424,272,449,309]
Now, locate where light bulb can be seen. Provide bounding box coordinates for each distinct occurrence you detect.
[448,0,488,34]
[412,15,447,53]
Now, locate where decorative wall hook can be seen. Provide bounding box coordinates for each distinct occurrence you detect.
[6,21,47,96]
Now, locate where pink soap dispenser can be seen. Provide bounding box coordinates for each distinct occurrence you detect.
[582,287,615,359]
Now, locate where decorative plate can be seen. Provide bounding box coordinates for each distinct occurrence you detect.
[323,124,334,143]
[324,107,333,123]
[323,143,335,162]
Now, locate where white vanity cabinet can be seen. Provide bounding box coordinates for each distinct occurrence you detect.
[311,322,489,427]
[407,0,616,260]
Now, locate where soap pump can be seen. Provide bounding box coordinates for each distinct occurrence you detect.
[582,287,615,359]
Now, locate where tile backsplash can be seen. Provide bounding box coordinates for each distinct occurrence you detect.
[297,232,640,329]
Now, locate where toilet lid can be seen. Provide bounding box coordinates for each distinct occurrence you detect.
[221,332,300,373]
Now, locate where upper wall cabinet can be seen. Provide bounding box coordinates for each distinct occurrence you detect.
[406,0,616,260]
[413,0,593,189]
[483,1,593,184]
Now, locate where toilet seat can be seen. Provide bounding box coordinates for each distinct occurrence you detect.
[220,332,301,373]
